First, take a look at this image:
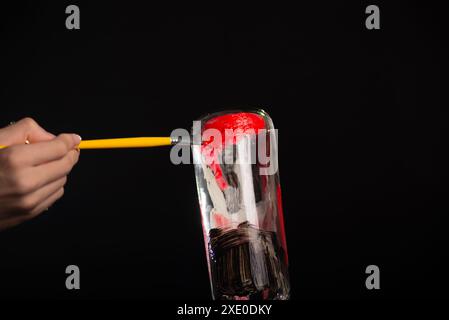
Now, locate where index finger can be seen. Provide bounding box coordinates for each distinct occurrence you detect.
[8,134,81,166]
[0,118,55,147]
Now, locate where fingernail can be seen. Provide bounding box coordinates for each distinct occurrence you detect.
[73,134,82,144]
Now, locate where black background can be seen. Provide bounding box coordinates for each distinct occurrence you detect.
[0,1,447,301]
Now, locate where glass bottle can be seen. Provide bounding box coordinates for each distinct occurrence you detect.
[191,109,290,300]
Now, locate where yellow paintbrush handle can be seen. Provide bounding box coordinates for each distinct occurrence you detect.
[78,137,173,149]
[0,137,174,150]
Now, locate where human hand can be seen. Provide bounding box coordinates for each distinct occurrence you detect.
[0,118,81,231]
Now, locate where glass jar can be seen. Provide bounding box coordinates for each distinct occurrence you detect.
[191,109,290,300]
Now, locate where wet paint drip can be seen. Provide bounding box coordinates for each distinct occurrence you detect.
[209,221,290,300]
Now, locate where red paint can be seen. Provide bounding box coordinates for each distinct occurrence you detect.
[201,112,265,191]
[276,184,289,265]
[213,212,230,227]
[203,112,266,146]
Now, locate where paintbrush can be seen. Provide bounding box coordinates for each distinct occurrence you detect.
[0,136,189,150]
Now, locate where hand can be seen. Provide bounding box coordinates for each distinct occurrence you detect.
[0,118,81,231]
